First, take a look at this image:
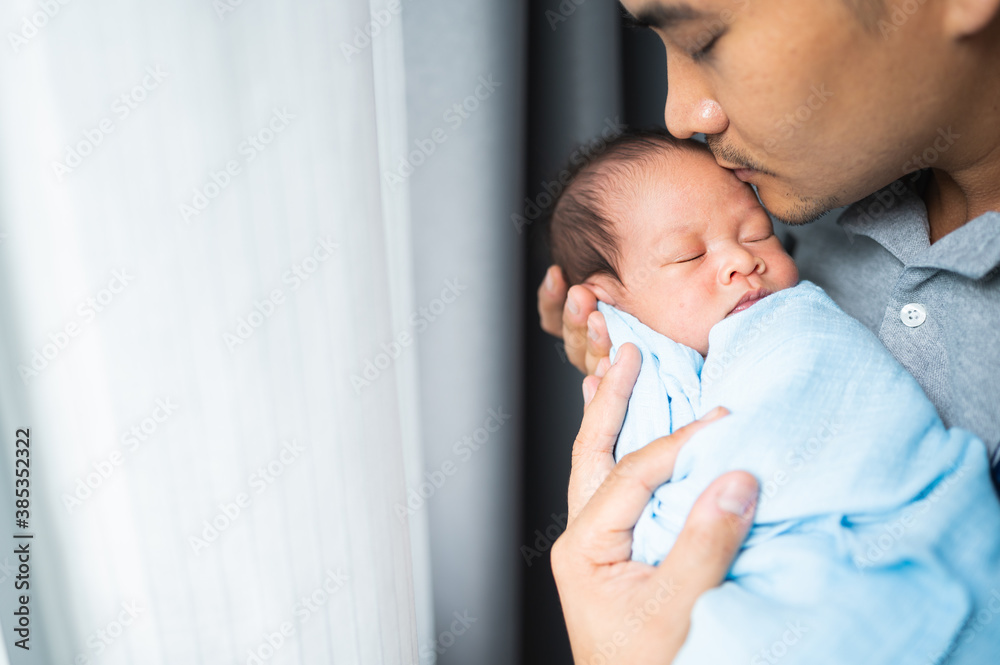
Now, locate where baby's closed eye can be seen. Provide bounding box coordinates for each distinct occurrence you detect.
[741,231,774,243]
[674,252,705,263]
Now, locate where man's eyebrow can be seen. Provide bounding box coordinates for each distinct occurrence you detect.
[619,2,710,30]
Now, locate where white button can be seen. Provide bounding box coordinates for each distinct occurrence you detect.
[900,303,927,328]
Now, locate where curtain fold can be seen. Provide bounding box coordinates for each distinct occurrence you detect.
[0,1,423,662]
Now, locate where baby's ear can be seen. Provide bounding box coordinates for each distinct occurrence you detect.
[583,274,620,307]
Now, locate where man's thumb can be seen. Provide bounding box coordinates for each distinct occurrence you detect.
[656,471,758,597]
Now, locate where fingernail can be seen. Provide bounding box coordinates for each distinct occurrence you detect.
[582,381,596,405]
[545,268,555,292]
[612,348,621,365]
[568,295,580,316]
[718,479,756,518]
[595,357,610,378]
[588,321,599,341]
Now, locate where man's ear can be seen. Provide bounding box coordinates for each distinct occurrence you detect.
[583,274,622,307]
[942,0,1000,38]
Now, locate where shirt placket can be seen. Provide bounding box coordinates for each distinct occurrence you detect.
[878,266,951,414]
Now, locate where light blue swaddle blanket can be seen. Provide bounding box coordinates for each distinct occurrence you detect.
[598,281,1000,665]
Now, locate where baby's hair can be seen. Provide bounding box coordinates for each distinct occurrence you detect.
[546,128,708,287]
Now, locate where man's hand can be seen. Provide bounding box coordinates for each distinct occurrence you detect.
[538,265,612,375]
[551,344,759,664]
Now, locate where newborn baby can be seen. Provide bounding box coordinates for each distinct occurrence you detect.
[548,130,1000,665]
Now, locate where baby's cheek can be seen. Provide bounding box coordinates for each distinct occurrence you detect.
[768,248,800,288]
[664,301,713,354]
[781,257,800,288]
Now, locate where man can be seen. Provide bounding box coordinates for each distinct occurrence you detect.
[538,0,1000,662]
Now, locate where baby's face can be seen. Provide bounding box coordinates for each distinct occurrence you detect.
[586,148,799,355]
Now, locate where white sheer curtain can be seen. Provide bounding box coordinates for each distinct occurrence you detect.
[0,0,427,662]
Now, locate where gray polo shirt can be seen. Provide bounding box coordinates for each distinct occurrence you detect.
[788,173,1000,474]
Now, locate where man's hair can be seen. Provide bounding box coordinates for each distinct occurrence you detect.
[546,128,706,287]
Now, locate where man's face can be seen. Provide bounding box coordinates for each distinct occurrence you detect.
[586,149,799,355]
[619,0,962,224]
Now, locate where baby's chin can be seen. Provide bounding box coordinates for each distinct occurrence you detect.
[647,321,711,357]
[689,339,710,357]
[610,304,712,356]
[613,298,713,355]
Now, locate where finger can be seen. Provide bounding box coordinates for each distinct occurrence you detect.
[656,470,758,602]
[562,284,598,374]
[582,374,600,407]
[569,408,731,555]
[584,311,612,375]
[538,265,568,337]
[567,344,641,520]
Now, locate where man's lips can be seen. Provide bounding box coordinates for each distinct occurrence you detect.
[727,288,772,316]
[714,159,762,183]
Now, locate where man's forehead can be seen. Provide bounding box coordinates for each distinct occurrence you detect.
[618,0,716,31]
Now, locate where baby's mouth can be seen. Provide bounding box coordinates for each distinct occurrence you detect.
[727,288,772,317]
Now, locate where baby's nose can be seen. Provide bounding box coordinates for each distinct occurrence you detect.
[719,248,763,284]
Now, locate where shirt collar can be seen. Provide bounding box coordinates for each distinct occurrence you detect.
[838,173,1000,280]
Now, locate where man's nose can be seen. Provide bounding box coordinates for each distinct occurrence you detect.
[718,246,764,284]
[663,56,728,138]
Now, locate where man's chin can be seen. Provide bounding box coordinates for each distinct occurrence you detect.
[757,188,840,226]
